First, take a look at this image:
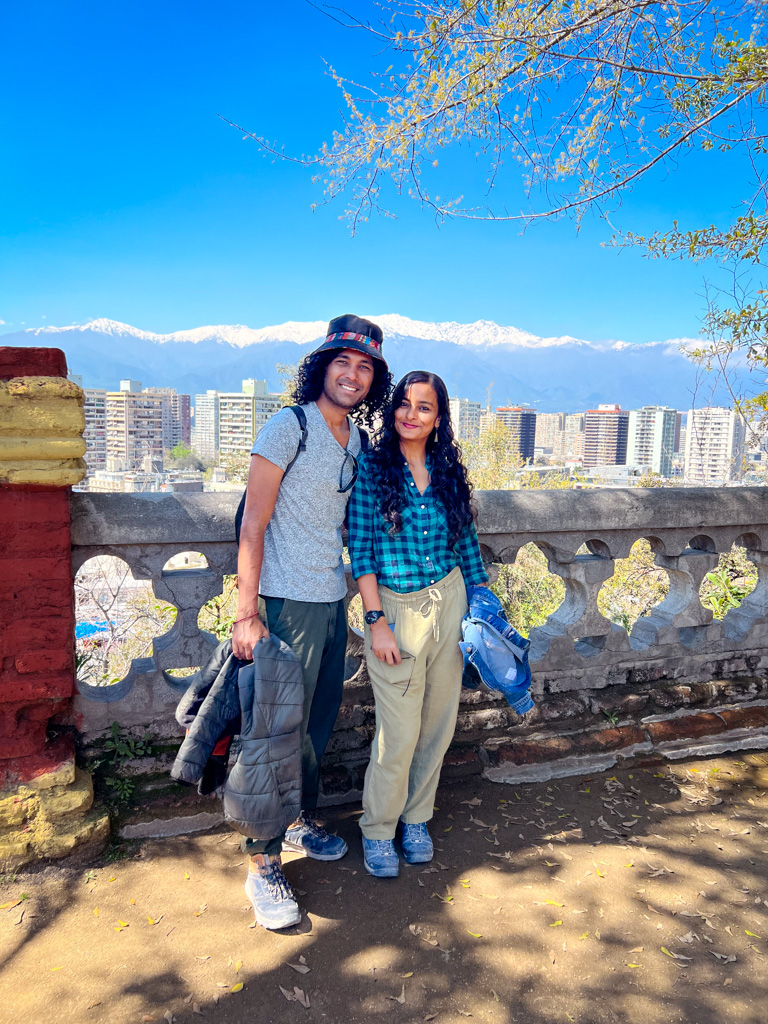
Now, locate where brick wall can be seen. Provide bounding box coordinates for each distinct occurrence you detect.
[0,346,76,787]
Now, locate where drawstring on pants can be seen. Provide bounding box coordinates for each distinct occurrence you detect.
[418,588,443,642]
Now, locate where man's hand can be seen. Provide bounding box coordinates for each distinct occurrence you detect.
[370,620,401,665]
[232,615,270,661]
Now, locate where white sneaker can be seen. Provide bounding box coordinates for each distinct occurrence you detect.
[244,859,301,930]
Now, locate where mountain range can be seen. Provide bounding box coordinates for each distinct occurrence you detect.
[0,315,731,412]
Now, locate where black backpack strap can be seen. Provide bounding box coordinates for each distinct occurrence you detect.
[235,405,309,545]
[283,406,308,475]
[358,425,369,452]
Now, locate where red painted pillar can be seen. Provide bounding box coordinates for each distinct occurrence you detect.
[0,346,83,789]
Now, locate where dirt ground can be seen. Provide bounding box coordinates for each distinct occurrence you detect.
[3,752,768,1024]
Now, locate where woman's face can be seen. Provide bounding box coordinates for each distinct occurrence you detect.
[394,382,441,446]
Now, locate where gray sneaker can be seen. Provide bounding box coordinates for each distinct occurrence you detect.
[244,859,301,930]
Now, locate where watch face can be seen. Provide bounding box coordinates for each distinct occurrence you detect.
[365,610,384,625]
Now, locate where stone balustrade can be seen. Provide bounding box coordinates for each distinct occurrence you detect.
[71,488,768,801]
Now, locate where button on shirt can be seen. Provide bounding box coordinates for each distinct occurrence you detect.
[347,453,488,594]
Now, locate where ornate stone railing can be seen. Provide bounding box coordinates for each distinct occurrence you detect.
[71,489,768,797]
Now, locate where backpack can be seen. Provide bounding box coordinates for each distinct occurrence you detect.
[234,405,368,544]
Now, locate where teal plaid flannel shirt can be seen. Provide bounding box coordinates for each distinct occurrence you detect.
[347,452,488,593]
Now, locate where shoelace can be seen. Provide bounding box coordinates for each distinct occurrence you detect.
[368,839,395,855]
[301,814,330,841]
[264,863,294,901]
[403,824,429,843]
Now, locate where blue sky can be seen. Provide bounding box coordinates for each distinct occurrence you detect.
[0,0,749,344]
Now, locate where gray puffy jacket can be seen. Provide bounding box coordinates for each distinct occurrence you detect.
[171,636,303,840]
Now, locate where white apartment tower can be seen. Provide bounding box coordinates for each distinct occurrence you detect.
[218,380,282,457]
[627,406,678,477]
[684,407,746,484]
[448,398,482,441]
[192,391,220,461]
[83,388,108,473]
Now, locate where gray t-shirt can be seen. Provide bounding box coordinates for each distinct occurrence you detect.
[250,402,362,602]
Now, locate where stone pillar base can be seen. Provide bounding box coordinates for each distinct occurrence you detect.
[0,737,109,870]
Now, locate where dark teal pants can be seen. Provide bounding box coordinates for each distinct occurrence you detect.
[242,596,348,855]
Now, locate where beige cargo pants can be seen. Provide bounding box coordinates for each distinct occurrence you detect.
[360,566,468,840]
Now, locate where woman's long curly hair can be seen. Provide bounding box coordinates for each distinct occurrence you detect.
[290,348,393,431]
[367,371,475,547]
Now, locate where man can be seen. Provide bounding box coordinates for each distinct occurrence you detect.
[232,314,391,930]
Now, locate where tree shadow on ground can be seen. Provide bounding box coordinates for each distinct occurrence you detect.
[2,752,768,1024]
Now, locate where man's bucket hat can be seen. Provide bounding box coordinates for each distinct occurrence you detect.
[311,313,386,366]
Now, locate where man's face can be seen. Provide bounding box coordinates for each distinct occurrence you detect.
[322,348,376,410]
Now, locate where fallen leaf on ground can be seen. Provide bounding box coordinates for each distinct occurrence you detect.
[93,908,99,917]
[550,921,563,927]
[630,946,644,953]
[163,1013,175,1024]
[192,1004,203,1016]
[401,972,414,978]
[467,930,483,938]
[230,982,243,993]
[409,924,439,946]
[234,960,242,973]
[1,901,21,910]
[288,962,311,974]
[745,930,762,938]
[389,985,406,1004]
[50,966,64,972]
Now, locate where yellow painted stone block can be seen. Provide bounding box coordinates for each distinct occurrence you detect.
[0,375,86,485]
[0,459,87,486]
[0,837,32,871]
[36,808,110,860]
[0,437,86,460]
[0,793,34,828]
[38,768,94,823]
[23,757,76,791]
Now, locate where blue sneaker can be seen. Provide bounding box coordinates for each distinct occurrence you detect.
[400,822,433,864]
[244,859,301,930]
[283,810,348,861]
[362,837,399,878]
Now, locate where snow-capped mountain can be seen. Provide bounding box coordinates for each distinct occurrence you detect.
[0,315,725,411]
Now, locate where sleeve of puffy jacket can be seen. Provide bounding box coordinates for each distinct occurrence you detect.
[171,651,241,786]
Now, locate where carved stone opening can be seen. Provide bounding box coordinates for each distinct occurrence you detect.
[492,542,566,638]
[75,554,177,688]
[597,538,670,641]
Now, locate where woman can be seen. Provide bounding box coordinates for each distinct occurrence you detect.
[347,370,488,878]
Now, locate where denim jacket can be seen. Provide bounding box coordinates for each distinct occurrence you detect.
[460,586,534,716]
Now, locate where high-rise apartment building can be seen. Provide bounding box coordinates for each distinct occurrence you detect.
[192,390,220,461]
[583,405,629,468]
[684,407,746,484]
[449,398,482,441]
[218,380,282,458]
[495,407,536,464]
[106,380,165,469]
[144,387,192,450]
[535,413,565,453]
[627,406,677,477]
[558,413,585,460]
[83,388,108,472]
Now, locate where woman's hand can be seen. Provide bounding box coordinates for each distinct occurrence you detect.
[232,615,270,661]
[370,619,402,665]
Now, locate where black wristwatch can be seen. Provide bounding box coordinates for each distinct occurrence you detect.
[364,610,386,626]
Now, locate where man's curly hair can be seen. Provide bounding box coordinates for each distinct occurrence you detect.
[290,349,393,430]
